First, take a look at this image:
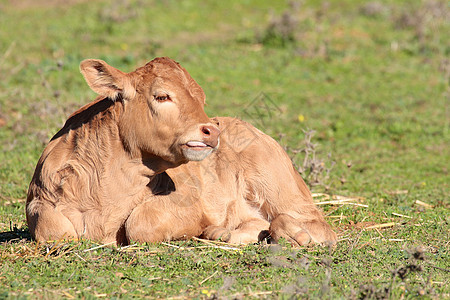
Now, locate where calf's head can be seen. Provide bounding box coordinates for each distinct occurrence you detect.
[80,57,219,166]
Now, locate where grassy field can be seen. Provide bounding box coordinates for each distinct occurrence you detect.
[0,0,449,298]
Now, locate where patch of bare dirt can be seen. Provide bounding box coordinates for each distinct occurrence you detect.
[0,115,6,128]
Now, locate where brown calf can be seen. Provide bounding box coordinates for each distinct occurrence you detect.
[26,57,220,243]
[125,117,337,246]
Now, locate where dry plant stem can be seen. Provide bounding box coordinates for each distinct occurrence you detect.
[365,223,398,230]
[199,270,219,285]
[415,200,433,208]
[392,212,412,218]
[83,242,116,252]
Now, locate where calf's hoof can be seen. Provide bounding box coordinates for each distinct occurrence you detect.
[269,214,337,247]
[201,225,231,242]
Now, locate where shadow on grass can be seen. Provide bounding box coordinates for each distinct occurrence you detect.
[0,228,31,243]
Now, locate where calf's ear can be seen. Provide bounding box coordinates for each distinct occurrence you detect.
[80,59,135,100]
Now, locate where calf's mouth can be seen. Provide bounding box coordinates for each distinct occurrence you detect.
[181,139,219,161]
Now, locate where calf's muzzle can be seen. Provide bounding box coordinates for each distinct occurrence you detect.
[200,124,220,148]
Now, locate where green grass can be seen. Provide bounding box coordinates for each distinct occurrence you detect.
[0,0,449,298]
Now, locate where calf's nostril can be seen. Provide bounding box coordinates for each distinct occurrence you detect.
[201,126,211,135]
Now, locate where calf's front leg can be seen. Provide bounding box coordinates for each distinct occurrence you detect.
[26,201,78,242]
[124,199,203,244]
[202,218,270,245]
[269,213,337,246]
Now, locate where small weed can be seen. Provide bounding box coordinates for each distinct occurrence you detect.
[354,246,444,299]
[359,2,389,18]
[259,1,301,48]
[282,129,336,190]
[392,0,449,55]
[99,0,142,24]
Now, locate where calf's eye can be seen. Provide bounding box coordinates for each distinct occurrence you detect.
[155,95,171,102]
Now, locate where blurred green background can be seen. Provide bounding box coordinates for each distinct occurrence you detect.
[0,0,448,298]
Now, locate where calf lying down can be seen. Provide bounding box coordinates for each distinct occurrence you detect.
[126,117,337,246]
[26,57,336,246]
